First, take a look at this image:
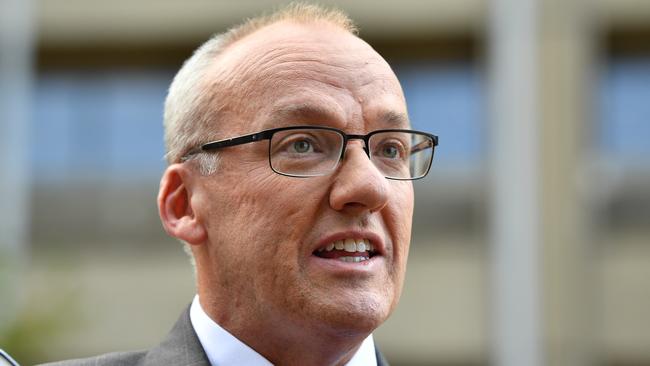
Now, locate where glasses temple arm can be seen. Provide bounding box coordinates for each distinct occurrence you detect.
[410,139,434,155]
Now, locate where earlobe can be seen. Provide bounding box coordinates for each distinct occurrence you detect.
[158,165,207,245]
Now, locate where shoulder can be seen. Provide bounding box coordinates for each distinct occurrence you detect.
[37,350,146,366]
[38,305,209,366]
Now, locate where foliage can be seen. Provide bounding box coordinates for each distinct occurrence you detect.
[0,289,79,365]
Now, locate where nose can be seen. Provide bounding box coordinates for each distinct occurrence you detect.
[329,142,390,214]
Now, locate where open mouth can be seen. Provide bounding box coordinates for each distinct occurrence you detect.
[312,238,378,263]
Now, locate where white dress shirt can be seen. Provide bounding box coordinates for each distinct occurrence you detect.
[190,295,377,366]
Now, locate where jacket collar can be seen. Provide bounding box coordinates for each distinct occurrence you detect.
[142,304,390,366]
[142,306,210,366]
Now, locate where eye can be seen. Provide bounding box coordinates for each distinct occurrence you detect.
[271,130,334,158]
[290,139,314,154]
[376,140,406,160]
[381,144,399,159]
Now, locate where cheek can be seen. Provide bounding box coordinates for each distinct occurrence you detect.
[218,176,328,306]
[385,183,414,289]
[389,183,414,246]
[205,173,325,257]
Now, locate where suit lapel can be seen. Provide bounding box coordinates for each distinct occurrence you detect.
[141,304,389,366]
[375,346,390,366]
[143,306,211,366]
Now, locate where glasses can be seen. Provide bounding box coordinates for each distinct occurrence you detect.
[182,126,438,180]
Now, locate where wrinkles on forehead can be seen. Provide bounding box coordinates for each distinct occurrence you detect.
[199,21,406,135]
[266,103,410,131]
[229,47,380,99]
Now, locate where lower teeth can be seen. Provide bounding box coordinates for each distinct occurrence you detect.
[338,256,369,263]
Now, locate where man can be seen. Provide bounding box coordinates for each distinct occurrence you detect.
[44,3,437,366]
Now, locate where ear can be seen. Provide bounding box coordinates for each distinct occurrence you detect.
[158,164,207,245]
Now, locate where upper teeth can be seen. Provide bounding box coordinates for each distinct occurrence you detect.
[318,238,375,253]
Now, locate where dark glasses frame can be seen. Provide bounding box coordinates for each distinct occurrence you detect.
[182,125,439,180]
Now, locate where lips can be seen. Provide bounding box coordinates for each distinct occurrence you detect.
[313,238,379,263]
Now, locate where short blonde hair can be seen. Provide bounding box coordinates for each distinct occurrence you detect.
[163,2,357,168]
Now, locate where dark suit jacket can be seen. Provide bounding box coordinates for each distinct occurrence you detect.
[40,307,390,366]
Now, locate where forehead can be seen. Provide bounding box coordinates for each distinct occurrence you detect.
[207,21,408,133]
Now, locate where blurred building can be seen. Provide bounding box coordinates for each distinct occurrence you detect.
[1,0,648,365]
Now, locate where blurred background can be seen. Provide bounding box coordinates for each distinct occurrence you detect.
[1,0,649,365]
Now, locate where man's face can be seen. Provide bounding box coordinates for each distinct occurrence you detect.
[190,21,414,338]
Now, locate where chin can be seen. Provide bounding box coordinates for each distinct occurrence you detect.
[309,291,394,336]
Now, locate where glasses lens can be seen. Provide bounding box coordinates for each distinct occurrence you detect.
[269,128,344,177]
[369,131,434,179]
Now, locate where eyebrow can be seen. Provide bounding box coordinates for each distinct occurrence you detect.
[268,104,339,127]
[266,104,410,129]
[378,110,410,128]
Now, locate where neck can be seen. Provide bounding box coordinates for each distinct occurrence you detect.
[237,323,366,366]
[197,292,371,366]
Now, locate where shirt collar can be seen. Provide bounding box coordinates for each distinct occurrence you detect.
[189,295,377,366]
